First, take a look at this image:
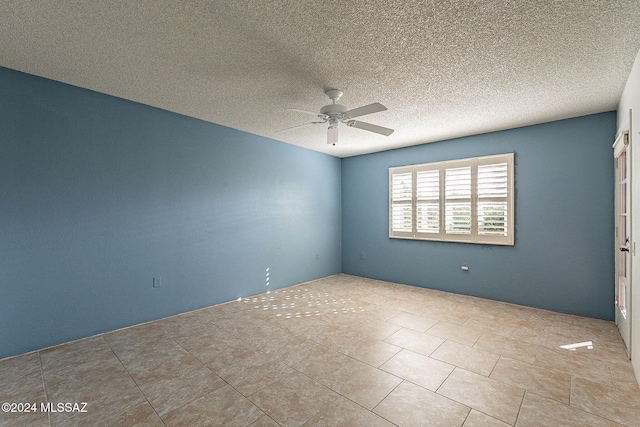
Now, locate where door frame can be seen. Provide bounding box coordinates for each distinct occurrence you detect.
[614,129,631,357]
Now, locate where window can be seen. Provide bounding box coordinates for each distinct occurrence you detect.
[389,153,514,245]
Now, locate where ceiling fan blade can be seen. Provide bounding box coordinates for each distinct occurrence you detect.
[275,122,323,133]
[327,126,338,145]
[287,108,328,119]
[344,102,387,119]
[348,120,394,136]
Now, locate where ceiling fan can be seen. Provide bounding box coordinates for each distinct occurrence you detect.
[276,89,394,145]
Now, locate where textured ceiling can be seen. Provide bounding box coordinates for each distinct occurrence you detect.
[1,1,640,157]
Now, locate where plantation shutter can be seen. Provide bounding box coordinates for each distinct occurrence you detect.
[445,166,472,235]
[390,169,413,237]
[477,163,508,236]
[416,169,440,234]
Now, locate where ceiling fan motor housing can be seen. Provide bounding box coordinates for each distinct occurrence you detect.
[320,103,349,130]
[320,103,347,116]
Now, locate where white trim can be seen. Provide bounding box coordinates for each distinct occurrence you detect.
[613,131,629,158]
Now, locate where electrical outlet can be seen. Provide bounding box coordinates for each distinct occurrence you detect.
[360,252,365,259]
[153,277,161,288]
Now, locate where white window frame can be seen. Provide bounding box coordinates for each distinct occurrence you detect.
[389,153,514,245]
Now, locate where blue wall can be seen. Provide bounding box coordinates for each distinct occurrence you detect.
[342,113,616,320]
[0,67,342,359]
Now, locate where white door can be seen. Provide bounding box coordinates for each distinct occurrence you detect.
[614,131,631,355]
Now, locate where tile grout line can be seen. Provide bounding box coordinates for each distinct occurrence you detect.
[370,379,404,417]
[564,376,578,410]
[37,351,51,427]
[487,354,502,378]
[434,365,457,395]
[102,335,168,427]
[513,389,528,426]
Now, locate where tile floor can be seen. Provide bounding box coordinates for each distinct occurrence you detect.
[1,274,640,426]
